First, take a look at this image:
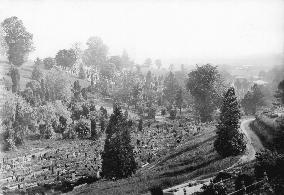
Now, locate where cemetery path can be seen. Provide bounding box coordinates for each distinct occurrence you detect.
[162,117,265,195]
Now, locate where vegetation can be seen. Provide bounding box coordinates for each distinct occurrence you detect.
[241,84,265,115]
[187,64,225,122]
[214,87,246,157]
[102,104,137,179]
[1,16,33,66]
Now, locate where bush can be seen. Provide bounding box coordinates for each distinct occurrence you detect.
[234,174,255,192]
[161,108,166,116]
[31,66,43,81]
[75,119,90,138]
[169,109,177,120]
[43,57,55,70]
[149,186,163,195]
[63,124,77,139]
[198,181,226,195]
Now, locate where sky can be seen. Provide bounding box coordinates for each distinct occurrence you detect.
[0,0,284,67]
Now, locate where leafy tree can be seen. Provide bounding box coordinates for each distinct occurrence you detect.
[43,57,55,70]
[108,55,122,70]
[44,70,72,102]
[186,64,222,122]
[275,80,284,104]
[1,16,33,66]
[143,58,152,67]
[241,84,265,115]
[163,72,179,105]
[102,104,137,179]
[55,49,77,69]
[10,67,20,93]
[31,65,43,81]
[34,57,43,67]
[75,118,90,138]
[214,87,246,157]
[175,88,183,114]
[82,36,108,69]
[79,65,86,79]
[155,59,162,69]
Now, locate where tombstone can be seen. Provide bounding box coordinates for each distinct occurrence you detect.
[85,153,87,158]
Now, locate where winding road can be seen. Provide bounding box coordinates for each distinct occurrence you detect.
[163,118,264,195]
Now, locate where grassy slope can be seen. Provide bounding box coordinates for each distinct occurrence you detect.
[69,126,239,195]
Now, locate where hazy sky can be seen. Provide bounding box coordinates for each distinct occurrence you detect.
[0,0,284,66]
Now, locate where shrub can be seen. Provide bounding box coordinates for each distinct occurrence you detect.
[43,57,55,70]
[75,119,90,138]
[63,123,77,139]
[234,174,254,192]
[31,65,43,81]
[161,108,166,116]
[169,109,177,120]
[198,180,226,195]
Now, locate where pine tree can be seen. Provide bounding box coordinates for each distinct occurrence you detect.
[91,117,97,138]
[214,87,246,157]
[138,118,143,132]
[102,104,137,179]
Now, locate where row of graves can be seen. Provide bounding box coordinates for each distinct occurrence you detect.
[0,137,105,194]
[134,119,215,164]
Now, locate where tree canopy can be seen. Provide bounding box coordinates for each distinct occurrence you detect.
[1,16,33,66]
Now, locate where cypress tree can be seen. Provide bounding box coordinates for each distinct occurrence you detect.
[214,87,246,157]
[102,104,137,179]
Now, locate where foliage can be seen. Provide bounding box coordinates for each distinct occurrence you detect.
[175,88,183,114]
[275,80,284,104]
[214,87,246,157]
[10,67,20,93]
[169,109,177,120]
[90,118,97,138]
[31,65,43,81]
[254,150,284,179]
[102,104,137,179]
[82,36,108,69]
[138,118,143,132]
[78,65,86,79]
[55,49,77,69]
[1,91,35,149]
[43,57,55,70]
[241,84,265,115]
[163,72,179,105]
[75,118,90,138]
[1,16,33,66]
[108,55,122,71]
[44,69,72,101]
[198,180,226,195]
[186,64,223,122]
[147,106,156,119]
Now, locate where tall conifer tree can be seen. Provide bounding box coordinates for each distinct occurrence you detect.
[214,87,246,157]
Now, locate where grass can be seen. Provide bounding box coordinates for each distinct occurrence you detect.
[69,125,240,195]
